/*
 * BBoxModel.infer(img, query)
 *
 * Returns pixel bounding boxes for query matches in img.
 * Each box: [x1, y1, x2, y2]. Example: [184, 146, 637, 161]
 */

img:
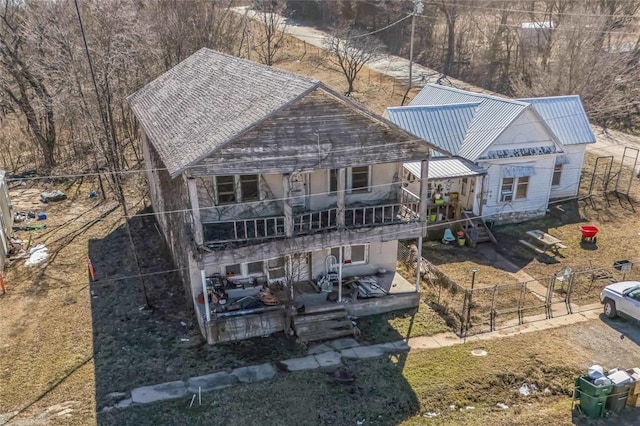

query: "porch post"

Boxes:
[200, 270, 210, 322]
[478, 175, 486, 217]
[419, 156, 430, 237]
[283, 174, 294, 237]
[187, 177, 204, 245]
[415, 236, 422, 292]
[338, 246, 343, 302]
[337, 168, 346, 228]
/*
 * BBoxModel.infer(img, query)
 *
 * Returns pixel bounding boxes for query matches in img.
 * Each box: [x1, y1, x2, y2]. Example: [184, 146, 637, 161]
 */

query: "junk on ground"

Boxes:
[574, 365, 640, 418]
[24, 244, 48, 267]
[40, 189, 66, 203]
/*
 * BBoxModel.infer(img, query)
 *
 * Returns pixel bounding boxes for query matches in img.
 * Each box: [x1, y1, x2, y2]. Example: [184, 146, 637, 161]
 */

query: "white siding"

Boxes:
[310, 240, 398, 281]
[479, 155, 555, 218]
[488, 109, 557, 150]
[309, 163, 399, 211]
[549, 144, 586, 199]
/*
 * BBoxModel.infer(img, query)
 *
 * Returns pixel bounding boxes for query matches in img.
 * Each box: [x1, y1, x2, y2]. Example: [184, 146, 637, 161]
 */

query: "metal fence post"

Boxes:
[490, 285, 497, 332]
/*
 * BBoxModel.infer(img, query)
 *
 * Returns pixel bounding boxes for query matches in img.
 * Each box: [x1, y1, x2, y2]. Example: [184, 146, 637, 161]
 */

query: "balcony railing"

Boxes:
[203, 199, 421, 250]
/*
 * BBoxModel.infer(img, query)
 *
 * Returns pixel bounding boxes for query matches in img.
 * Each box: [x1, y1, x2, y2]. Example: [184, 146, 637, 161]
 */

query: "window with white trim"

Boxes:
[328, 166, 372, 194]
[552, 164, 562, 186]
[500, 176, 530, 202]
[225, 261, 265, 278]
[516, 176, 529, 198]
[215, 174, 261, 204]
[500, 177, 514, 202]
[331, 244, 369, 266]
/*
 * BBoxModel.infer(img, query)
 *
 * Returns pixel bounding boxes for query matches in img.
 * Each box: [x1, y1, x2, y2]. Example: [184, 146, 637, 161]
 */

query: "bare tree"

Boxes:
[0, 1, 57, 170]
[324, 28, 383, 95]
[252, 0, 288, 66]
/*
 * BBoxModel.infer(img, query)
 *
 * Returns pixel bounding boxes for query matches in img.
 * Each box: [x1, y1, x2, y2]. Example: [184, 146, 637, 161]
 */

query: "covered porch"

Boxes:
[196, 271, 419, 344]
[402, 157, 487, 225]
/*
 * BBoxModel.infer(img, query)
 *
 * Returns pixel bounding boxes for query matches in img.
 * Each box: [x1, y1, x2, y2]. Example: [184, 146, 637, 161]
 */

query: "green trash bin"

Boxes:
[575, 376, 613, 418]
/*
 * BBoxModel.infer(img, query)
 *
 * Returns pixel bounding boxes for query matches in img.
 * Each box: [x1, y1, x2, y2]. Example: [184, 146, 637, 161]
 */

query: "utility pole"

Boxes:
[408, 0, 424, 91]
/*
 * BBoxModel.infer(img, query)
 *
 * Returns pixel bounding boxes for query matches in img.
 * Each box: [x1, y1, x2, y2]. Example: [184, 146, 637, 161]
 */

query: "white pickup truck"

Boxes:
[600, 281, 640, 321]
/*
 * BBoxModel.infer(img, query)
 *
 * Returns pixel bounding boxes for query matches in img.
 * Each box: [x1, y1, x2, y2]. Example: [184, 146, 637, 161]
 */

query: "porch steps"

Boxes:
[461, 211, 497, 246]
[293, 306, 354, 343]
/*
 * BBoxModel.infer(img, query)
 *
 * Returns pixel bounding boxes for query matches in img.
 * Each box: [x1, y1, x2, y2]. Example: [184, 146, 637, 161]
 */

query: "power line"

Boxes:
[6, 101, 636, 183]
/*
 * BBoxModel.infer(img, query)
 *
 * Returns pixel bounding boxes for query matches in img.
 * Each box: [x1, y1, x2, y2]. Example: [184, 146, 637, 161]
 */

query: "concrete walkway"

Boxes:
[103, 305, 602, 412]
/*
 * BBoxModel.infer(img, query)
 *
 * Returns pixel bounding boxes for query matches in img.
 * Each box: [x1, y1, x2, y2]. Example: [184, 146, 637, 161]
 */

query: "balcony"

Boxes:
[202, 199, 420, 250]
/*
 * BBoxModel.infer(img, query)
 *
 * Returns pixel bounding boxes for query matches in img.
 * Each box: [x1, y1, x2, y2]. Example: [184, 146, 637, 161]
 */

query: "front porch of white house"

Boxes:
[194, 269, 418, 344]
[402, 158, 488, 226]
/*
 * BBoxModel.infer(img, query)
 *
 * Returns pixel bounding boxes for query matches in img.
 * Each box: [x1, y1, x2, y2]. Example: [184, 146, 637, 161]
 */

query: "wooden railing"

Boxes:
[203, 199, 421, 246]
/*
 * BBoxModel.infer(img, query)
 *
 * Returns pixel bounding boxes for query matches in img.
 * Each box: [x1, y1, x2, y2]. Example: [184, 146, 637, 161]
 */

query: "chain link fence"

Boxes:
[398, 241, 639, 337]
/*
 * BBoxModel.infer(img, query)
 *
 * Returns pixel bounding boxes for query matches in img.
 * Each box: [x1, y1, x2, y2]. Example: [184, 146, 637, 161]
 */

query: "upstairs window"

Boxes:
[216, 176, 236, 204]
[350, 166, 370, 193]
[240, 175, 260, 201]
[328, 166, 372, 194]
[215, 174, 261, 204]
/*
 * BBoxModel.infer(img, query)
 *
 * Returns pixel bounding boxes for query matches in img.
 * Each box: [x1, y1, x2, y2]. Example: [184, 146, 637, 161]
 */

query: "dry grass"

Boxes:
[3, 26, 640, 426]
[492, 152, 640, 287]
[96, 320, 640, 425]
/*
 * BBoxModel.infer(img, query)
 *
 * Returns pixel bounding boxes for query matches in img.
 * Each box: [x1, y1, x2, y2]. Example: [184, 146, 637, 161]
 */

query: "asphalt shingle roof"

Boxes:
[127, 48, 319, 177]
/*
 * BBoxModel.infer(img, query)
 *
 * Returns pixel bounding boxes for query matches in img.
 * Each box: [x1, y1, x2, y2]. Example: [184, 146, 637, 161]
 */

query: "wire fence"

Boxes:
[398, 242, 639, 337]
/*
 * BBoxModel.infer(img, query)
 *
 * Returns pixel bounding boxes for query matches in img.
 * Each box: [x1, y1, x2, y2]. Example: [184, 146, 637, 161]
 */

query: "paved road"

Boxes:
[236, 6, 640, 160]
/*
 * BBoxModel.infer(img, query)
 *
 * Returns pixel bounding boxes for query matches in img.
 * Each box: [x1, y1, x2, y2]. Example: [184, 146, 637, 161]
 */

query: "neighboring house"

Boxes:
[128, 49, 445, 343]
[518, 21, 554, 52]
[0, 170, 13, 272]
[387, 84, 595, 226]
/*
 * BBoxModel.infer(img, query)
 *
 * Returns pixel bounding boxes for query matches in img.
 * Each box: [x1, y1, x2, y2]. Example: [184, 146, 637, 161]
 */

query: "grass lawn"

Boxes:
[97, 320, 640, 426]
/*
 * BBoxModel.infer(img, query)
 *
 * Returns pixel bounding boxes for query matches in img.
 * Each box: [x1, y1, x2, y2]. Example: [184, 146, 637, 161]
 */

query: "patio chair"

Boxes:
[442, 228, 456, 244]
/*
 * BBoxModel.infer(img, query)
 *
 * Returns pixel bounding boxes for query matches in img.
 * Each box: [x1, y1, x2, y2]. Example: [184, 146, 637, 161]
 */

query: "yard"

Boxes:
[2, 29, 640, 426]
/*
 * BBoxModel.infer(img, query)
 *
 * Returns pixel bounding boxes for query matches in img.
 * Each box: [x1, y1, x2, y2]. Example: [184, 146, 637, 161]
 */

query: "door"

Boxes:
[291, 253, 310, 282]
[289, 173, 308, 209]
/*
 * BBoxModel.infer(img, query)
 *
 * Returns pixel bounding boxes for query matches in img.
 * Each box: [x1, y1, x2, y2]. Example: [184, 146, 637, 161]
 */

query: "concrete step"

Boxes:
[294, 319, 354, 334]
[296, 327, 354, 343]
[294, 310, 349, 324]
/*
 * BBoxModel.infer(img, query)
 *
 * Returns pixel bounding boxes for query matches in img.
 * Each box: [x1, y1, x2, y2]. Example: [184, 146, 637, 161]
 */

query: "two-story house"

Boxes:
[128, 49, 446, 344]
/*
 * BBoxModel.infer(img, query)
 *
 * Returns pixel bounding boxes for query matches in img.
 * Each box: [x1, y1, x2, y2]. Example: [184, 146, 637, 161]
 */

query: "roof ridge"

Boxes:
[425, 83, 528, 106]
[388, 102, 481, 111]
[518, 95, 581, 101]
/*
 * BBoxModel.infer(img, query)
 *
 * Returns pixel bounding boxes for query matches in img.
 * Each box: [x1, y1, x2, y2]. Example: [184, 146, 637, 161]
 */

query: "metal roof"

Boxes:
[518, 96, 596, 145]
[387, 104, 478, 156]
[127, 48, 319, 177]
[411, 83, 488, 106]
[403, 84, 529, 160]
[404, 157, 487, 180]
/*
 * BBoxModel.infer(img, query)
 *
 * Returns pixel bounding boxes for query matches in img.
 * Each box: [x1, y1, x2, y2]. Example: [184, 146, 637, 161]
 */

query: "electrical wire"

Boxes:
[6, 100, 637, 183]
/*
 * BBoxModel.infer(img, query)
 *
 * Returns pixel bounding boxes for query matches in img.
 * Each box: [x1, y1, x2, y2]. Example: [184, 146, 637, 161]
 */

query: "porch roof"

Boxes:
[404, 157, 487, 180]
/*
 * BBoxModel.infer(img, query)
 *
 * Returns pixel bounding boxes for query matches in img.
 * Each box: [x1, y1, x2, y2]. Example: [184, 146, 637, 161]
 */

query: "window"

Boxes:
[552, 164, 562, 186]
[328, 167, 372, 194]
[500, 176, 530, 202]
[240, 175, 259, 201]
[216, 176, 236, 204]
[461, 178, 468, 196]
[215, 174, 261, 204]
[351, 166, 370, 193]
[225, 263, 242, 276]
[224, 261, 265, 278]
[516, 176, 529, 198]
[330, 244, 369, 266]
[267, 257, 286, 280]
[329, 169, 338, 194]
[500, 178, 514, 202]
[247, 261, 263, 275]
